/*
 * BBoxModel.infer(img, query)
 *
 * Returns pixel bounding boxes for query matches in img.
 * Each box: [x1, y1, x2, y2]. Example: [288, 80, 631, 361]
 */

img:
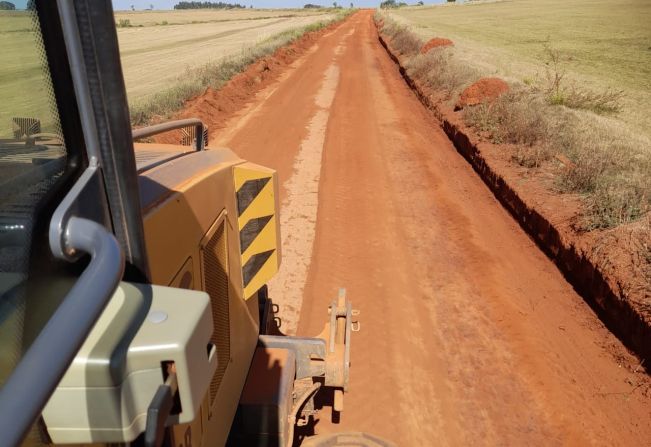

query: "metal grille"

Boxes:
[11, 117, 41, 139]
[180, 124, 209, 147]
[202, 221, 230, 404]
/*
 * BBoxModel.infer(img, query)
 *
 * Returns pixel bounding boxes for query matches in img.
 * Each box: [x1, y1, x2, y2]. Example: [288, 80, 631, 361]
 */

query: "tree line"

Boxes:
[173, 1, 246, 9]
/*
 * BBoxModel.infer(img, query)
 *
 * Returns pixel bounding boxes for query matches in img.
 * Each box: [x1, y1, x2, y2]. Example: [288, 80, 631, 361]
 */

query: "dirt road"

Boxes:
[213, 11, 650, 446]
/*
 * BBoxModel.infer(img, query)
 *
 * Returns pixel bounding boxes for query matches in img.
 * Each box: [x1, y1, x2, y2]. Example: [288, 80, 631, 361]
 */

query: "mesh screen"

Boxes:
[0, 6, 68, 387]
[202, 221, 230, 405]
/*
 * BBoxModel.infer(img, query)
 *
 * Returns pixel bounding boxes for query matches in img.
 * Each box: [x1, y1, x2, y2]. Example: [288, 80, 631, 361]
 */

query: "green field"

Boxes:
[388, 0, 651, 138]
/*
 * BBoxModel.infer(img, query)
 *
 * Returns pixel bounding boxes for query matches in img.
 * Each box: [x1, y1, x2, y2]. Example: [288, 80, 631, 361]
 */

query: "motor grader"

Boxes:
[0, 1, 374, 446]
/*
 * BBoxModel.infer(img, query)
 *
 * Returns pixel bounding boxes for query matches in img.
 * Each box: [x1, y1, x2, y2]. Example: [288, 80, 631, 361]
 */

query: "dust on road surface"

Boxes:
[216, 11, 650, 446]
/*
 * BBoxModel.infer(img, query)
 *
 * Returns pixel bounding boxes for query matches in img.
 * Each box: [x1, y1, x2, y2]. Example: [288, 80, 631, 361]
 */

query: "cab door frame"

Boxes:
[0, 1, 150, 445]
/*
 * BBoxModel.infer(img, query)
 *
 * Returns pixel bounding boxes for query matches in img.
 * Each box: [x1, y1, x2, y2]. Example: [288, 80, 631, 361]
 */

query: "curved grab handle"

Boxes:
[0, 217, 124, 447]
[132, 118, 206, 150]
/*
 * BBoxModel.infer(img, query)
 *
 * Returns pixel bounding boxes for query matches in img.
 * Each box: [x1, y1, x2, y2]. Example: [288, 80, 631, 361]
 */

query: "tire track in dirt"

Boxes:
[265, 64, 341, 334]
[296, 11, 650, 446]
[208, 10, 650, 446]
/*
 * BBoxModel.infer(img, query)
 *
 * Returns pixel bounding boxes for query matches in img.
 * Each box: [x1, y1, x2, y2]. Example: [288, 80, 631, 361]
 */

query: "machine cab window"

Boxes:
[0, 2, 83, 389]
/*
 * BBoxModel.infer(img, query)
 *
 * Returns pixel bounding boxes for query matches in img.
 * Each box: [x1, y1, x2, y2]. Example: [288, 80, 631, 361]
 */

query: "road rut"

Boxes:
[217, 11, 650, 446]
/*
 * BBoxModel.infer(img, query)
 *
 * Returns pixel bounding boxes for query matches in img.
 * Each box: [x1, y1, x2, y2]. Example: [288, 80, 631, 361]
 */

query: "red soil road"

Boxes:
[214, 11, 650, 446]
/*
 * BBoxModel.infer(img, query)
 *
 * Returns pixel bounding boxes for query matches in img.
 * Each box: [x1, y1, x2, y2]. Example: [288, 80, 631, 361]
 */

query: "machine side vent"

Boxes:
[201, 221, 230, 405]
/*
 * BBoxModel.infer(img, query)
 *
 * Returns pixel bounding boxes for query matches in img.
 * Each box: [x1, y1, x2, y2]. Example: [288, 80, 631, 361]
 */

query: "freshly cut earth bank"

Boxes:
[378, 28, 651, 364]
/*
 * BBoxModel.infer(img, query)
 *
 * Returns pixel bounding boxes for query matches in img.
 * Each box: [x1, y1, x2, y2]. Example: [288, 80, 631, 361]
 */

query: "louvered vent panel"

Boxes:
[202, 221, 230, 405]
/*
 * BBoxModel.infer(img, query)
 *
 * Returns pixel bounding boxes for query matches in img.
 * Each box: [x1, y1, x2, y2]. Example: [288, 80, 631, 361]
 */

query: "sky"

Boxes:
[9, 0, 447, 11]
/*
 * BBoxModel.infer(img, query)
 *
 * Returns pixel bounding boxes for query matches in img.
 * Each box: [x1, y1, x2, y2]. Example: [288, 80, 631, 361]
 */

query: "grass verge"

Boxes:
[377, 13, 650, 231]
[377, 15, 651, 363]
[129, 11, 353, 126]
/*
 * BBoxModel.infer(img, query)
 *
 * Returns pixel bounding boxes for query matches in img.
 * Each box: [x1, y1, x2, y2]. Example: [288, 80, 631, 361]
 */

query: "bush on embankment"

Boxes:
[377, 13, 650, 232]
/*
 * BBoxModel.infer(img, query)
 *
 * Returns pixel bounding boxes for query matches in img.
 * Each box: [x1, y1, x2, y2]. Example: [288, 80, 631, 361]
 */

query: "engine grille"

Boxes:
[201, 220, 230, 405]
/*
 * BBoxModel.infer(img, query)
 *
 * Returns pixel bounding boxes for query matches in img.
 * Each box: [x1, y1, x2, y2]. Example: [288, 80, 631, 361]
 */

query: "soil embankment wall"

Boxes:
[377, 31, 651, 365]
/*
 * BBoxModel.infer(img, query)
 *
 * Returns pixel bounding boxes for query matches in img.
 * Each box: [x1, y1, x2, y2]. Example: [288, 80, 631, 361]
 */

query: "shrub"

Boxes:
[377, 14, 650, 229]
[584, 175, 649, 229]
[381, 20, 422, 55]
[542, 43, 624, 114]
[116, 19, 132, 28]
[463, 90, 549, 146]
[407, 49, 477, 95]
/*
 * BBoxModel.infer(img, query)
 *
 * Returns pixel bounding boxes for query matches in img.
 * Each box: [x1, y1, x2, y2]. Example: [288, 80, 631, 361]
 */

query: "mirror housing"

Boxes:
[42, 282, 217, 444]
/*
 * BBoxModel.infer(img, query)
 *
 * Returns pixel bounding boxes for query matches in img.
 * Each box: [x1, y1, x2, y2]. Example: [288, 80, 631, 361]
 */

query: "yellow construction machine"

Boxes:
[0, 1, 389, 446]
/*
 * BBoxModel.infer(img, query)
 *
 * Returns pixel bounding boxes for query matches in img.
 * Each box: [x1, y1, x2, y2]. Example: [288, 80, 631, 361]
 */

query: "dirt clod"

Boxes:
[420, 37, 454, 53]
[456, 77, 509, 110]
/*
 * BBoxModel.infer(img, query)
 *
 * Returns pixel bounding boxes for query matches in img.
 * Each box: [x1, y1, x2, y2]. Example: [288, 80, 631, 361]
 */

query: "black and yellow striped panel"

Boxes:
[233, 163, 280, 299]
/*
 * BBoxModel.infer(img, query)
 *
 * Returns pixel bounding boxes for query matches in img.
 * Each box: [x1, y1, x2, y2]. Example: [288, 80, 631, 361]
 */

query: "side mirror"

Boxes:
[42, 282, 218, 444]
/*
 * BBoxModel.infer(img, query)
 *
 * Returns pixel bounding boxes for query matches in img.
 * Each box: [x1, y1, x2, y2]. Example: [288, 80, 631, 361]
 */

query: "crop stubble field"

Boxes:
[0, 8, 333, 137]
[115, 9, 335, 102]
[388, 0, 651, 140]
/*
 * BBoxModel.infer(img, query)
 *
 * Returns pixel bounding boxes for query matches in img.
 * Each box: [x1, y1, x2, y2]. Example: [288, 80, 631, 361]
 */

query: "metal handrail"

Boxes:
[0, 217, 124, 447]
[132, 118, 206, 150]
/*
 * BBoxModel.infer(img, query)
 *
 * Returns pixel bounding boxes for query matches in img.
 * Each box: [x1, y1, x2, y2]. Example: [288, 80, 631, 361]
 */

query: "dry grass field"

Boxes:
[379, 1, 651, 229]
[388, 0, 651, 140]
[0, 9, 335, 137]
[0, 11, 55, 137]
[113, 8, 329, 26]
[114, 9, 334, 102]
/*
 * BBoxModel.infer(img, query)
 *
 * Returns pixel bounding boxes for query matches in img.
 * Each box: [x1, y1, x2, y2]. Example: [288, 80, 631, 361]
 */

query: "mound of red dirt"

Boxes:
[420, 37, 454, 53]
[456, 77, 509, 110]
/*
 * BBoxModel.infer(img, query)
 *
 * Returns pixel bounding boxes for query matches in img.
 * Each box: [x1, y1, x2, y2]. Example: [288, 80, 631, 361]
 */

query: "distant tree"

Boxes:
[380, 0, 396, 8]
[130, 4, 135, 10]
[417, 0, 424, 4]
[0, 1, 15, 10]
[150, 3, 154, 9]
[350, 2, 353, 7]
[333, 1, 337, 7]
[26, 0, 35, 10]
[304, 3, 321, 7]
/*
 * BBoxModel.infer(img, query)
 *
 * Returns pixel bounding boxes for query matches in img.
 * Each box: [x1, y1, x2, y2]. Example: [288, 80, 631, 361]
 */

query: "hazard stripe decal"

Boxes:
[242, 249, 275, 287]
[233, 164, 281, 299]
[240, 215, 273, 253]
[236, 177, 271, 216]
